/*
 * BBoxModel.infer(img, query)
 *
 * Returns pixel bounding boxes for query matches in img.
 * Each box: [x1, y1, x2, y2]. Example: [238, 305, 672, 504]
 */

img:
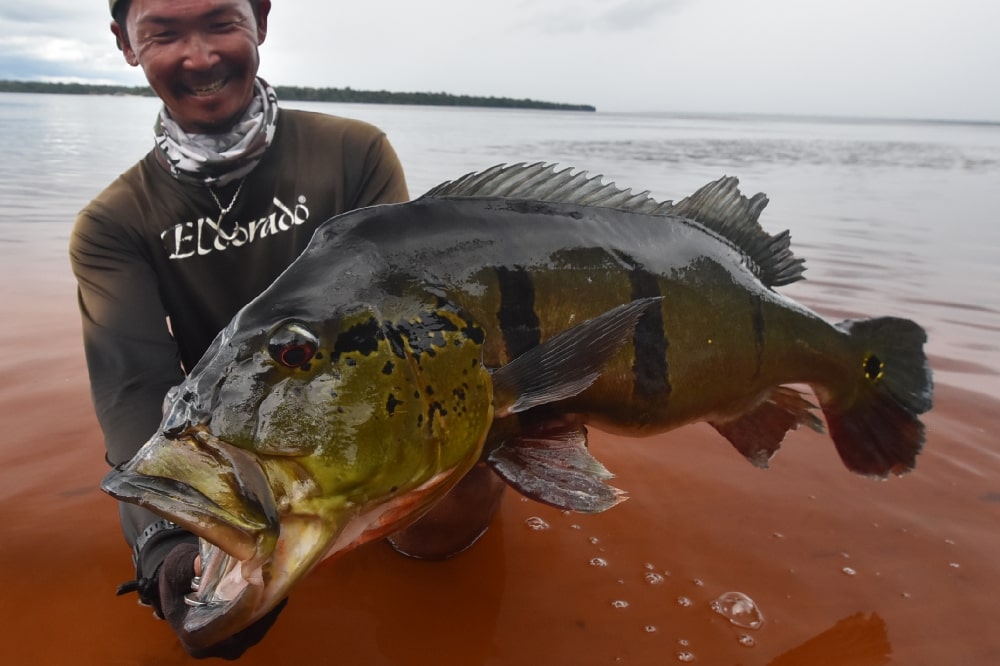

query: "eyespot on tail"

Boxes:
[823, 317, 933, 477]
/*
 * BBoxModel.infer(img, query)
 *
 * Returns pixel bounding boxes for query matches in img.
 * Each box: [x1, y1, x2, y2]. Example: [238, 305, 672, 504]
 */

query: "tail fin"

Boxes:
[821, 317, 933, 477]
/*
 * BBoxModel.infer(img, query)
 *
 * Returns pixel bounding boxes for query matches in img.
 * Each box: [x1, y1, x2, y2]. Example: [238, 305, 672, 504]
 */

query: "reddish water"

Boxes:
[2, 212, 999, 665]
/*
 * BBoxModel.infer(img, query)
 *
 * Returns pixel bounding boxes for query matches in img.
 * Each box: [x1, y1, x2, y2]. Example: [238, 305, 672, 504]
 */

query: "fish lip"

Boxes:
[100, 428, 280, 563]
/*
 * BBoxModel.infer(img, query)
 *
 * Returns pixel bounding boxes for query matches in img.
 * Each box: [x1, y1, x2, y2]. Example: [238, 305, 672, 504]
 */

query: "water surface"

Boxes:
[1, 93, 998, 665]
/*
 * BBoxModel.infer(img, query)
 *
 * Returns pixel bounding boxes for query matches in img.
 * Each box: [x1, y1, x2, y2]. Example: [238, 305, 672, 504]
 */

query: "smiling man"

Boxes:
[71, 0, 414, 658]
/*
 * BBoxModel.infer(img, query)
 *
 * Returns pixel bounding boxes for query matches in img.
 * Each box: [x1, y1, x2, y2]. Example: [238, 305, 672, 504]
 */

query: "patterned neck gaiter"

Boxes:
[153, 78, 279, 187]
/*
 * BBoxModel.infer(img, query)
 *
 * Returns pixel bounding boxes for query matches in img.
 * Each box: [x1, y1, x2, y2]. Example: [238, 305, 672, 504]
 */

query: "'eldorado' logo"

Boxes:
[161, 196, 310, 260]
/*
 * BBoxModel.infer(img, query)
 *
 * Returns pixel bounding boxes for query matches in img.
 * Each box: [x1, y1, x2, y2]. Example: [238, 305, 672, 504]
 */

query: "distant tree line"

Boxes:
[0, 80, 596, 112]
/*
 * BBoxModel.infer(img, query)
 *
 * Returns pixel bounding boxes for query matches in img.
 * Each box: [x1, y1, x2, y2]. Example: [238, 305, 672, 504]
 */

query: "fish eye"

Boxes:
[268, 322, 320, 368]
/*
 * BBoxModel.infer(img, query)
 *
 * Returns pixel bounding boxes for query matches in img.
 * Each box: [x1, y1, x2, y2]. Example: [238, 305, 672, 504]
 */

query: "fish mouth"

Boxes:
[101, 427, 287, 648]
[101, 427, 468, 648]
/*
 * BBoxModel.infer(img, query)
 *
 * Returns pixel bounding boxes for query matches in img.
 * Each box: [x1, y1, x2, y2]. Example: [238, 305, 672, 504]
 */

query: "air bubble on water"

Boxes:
[645, 572, 666, 585]
[589, 536, 601, 545]
[710, 591, 764, 630]
[842, 567, 857, 576]
[524, 516, 550, 531]
[771, 532, 785, 539]
[644, 625, 657, 633]
[678, 639, 689, 646]
[570, 524, 582, 530]
[949, 562, 960, 569]
[611, 600, 629, 609]
[901, 592, 912, 599]
[677, 596, 693, 607]
[738, 634, 756, 647]
[644, 562, 656, 570]
[677, 650, 695, 662]
[562, 510, 572, 516]
[945, 538, 956, 545]
[590, 557, 608, 567]
[692, 578, 704, 587]
[519, 497, 528, 503]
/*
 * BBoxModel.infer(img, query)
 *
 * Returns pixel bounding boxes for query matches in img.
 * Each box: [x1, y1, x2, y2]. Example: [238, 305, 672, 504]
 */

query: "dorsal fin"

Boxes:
[668, 176, 805, 287]
[424, 162, 672, 215]
[423, 163, 805, 288]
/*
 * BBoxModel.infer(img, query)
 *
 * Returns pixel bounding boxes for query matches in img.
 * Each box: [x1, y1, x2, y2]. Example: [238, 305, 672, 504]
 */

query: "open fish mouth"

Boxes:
[183, 538, 265, 639]
[101, 428, 289, 645]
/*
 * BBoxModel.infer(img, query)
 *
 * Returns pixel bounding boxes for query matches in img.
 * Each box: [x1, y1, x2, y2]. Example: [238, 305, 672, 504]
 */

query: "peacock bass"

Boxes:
[102, 163, 933, 649]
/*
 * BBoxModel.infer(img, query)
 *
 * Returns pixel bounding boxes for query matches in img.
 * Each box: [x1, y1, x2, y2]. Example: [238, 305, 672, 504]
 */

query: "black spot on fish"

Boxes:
[333, 317, 382, 361]
[496, 266, 540, 358]
[628, 267, 671, 402]
[453, 387, 466, 401]
[386, 393, 401, 415]
[864, 354, 884, 382]
[382, 361, 395, 375]
[467, 324, 485, 345]
[425, 386, 435, 396]
[427, 402, 448, 430]
[384, 325, 408, 360]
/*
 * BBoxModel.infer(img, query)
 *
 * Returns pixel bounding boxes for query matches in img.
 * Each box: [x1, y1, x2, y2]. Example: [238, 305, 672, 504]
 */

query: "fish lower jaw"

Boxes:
[180, 540, 266, 646]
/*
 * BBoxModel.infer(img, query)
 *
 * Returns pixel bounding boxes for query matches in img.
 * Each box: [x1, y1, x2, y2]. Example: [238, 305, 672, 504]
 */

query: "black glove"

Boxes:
[158, 542, 288, 660]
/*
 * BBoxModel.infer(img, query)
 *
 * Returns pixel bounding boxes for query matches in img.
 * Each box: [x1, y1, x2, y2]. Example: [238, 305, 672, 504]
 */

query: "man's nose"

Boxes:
[181, 32, 219, 71]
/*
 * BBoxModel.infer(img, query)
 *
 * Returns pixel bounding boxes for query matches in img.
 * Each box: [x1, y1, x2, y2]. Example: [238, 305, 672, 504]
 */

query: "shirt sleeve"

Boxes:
[70, 207, 186, 552]
[350, 131, 410, 208]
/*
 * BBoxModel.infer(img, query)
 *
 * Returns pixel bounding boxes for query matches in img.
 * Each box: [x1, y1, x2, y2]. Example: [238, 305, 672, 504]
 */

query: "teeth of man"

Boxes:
[192, 80, 224, 95]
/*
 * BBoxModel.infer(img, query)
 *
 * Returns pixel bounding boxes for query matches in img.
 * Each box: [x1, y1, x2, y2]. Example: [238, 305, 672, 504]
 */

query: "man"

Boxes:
[71, 0, 502, 657]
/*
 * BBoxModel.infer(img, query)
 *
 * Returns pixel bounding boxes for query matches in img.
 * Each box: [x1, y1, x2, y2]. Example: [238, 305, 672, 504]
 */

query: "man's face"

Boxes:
[112, 0, 271, 133]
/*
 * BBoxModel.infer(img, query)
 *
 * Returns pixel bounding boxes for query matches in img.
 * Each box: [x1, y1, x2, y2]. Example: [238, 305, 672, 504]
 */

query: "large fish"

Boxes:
[102, 163, 933, 648]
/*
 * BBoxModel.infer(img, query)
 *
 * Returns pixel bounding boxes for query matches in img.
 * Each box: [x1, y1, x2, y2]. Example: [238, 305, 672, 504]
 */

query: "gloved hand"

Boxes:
[158, 542, 288, 660]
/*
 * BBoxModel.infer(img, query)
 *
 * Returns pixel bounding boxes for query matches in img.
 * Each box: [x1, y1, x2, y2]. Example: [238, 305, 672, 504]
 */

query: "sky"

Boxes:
[1, 0, 998, 121]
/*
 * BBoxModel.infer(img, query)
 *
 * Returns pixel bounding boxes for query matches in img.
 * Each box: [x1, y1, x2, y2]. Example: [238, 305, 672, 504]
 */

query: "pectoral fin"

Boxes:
[487, 421, 627, 513]
[711, 386, 825, 468]
[491, 297, 661, 417]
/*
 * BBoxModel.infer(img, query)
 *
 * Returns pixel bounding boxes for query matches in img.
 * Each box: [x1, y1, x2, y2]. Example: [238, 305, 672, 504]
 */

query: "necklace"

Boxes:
[208, 177, 246, 225]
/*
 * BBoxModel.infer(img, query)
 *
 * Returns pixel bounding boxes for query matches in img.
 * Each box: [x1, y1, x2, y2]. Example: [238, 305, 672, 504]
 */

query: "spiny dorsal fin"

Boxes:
[669, 177, 805, 287]
[423, 162, 672, 215]
[423, 163, 805, 288]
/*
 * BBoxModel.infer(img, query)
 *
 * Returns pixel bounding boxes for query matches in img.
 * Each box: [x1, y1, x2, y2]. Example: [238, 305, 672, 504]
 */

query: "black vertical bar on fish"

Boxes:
[624, 259, 671, 401]
[495, 266, 541, 359]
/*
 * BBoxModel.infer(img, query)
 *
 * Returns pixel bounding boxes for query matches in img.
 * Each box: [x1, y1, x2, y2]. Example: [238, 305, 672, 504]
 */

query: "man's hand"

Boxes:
[158, 543, 287, 659]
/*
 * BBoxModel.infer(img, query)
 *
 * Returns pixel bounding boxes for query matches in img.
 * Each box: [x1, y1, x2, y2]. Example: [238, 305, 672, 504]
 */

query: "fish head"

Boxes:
[102, 299, 495, 648]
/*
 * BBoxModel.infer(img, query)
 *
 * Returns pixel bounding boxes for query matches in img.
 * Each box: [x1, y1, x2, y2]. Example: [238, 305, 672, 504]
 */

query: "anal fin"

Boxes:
[711, 386, 824, 468]
[487, 421, 626, 514]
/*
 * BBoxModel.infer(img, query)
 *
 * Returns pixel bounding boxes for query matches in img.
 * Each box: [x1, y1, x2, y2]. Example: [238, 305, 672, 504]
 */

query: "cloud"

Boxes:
[519, 0, 683, 34]
[601, 0, 683, 31]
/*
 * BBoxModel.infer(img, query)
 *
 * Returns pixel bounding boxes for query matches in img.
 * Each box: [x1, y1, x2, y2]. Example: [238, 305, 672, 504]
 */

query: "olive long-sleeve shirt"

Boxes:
[71, 109, 409, 579]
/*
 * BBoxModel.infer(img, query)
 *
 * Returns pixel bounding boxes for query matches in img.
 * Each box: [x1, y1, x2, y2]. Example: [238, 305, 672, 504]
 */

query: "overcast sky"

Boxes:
[1, 0, 997, 121]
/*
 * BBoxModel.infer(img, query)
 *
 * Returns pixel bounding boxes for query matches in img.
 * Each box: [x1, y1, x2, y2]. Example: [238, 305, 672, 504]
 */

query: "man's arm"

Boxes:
[70, 207, 193, 604]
